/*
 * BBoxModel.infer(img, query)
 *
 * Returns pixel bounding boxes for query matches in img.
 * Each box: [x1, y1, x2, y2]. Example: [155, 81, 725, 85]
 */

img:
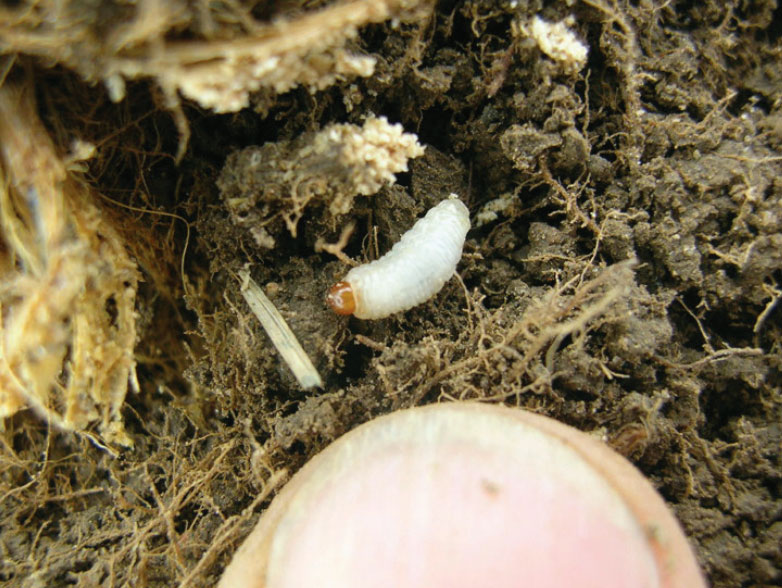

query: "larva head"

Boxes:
[327, 281, 355, 315]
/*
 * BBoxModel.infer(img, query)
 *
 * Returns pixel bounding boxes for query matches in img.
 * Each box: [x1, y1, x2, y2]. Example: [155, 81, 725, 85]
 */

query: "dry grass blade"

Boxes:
[238, 270, 323, 390]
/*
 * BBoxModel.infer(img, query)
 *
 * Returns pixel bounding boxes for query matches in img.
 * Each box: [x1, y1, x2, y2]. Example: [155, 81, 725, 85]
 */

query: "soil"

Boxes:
[0, 1, 780, 587]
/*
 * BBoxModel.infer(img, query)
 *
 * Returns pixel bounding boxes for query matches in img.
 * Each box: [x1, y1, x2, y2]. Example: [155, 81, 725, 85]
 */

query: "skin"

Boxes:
[219, 403, 706, 588]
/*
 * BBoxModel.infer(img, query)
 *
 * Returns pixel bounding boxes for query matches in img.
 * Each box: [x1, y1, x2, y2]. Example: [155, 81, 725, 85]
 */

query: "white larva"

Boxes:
[327, 195, 470, 319]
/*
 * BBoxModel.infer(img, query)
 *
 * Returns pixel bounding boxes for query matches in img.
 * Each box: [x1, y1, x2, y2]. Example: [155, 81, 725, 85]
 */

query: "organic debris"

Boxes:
[0, 83, 139, 446]
[218, 116, 425, 243]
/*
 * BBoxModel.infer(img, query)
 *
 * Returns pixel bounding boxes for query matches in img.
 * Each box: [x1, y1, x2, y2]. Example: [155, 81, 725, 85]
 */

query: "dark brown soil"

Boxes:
[0, 1, 780, 586]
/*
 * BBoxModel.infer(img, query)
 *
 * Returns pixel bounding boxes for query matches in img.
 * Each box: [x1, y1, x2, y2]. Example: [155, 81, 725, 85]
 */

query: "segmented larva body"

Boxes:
[328, 196, 470, 319]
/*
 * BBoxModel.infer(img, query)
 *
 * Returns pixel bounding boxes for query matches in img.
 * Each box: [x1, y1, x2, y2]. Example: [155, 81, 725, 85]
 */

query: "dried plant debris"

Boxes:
[218, 116, 425, 243]
[369, 260, 639, 406]
[0, 0, 427, 113]
[0, 84, 139, 445]
[238, 270, 322, 390]
[110, 0, 428, 113]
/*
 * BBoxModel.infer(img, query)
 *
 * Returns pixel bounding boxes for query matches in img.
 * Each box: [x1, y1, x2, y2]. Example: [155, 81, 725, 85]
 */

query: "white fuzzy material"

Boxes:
[530, 16, 588, 70]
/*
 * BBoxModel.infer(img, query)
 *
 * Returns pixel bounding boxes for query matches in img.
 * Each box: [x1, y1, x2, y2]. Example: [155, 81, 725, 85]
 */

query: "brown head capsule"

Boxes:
[327, 281, 355, 315]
